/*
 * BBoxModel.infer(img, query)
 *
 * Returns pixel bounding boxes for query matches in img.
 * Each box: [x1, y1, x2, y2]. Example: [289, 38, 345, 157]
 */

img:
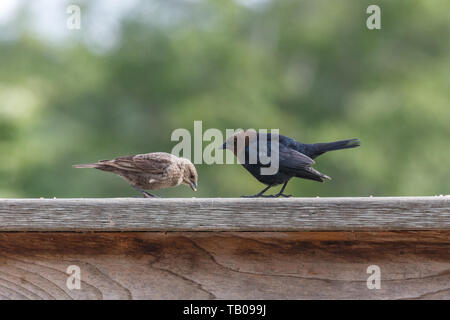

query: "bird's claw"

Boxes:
[241, 194, 292, 198]
[241, 195, 270, 198]
[277, 193, 292, 198]
[142, 192, 159, 198]
[260, 193, 293, 198]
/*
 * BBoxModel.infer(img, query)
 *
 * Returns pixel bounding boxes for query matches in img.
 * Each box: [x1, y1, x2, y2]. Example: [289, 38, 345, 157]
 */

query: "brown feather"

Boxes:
[73, 152, 198, 194]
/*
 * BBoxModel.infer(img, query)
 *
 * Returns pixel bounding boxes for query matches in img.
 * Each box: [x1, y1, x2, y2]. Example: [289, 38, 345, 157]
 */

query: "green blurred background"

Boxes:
[0, 0, 449, 198]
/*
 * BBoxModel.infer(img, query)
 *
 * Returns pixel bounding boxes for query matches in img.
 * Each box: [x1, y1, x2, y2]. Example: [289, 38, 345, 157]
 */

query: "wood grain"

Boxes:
[0, 231, 448, 300]
[0, 196, 449, 231]
[0, 197, 448, 299]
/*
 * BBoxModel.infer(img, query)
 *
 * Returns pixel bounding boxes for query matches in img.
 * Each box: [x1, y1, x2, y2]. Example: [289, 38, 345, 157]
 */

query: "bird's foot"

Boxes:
[141, 191, 159, 198]
[132, 186, 160, 198]
[241, 185, 275, 198]
[241, 195, 266, 198]
[277, 193, 292, 198]
[241, 194, 277, 198]
[263, 193, 292, 198]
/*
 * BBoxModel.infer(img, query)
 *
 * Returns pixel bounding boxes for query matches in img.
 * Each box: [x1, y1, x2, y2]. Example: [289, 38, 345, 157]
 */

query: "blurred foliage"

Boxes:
[0, 0, 449, 198]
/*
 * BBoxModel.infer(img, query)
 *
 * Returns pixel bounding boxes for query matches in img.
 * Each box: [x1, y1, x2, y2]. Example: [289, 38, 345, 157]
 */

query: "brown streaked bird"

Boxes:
[73, 152, 198, 197]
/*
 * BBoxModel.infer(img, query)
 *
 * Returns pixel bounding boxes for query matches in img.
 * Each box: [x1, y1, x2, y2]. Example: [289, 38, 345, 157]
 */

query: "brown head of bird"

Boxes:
[221, 130, 259, 166]
[221, 129, 257, 156]
[181, 159, 198, 192]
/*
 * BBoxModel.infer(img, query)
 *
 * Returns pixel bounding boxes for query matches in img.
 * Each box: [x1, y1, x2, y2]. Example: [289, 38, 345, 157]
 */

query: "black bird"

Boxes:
[221, 130, 360, 197]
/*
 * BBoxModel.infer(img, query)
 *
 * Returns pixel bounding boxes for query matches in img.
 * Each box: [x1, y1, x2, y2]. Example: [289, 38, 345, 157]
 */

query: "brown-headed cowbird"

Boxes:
[73, 152, 198, 197]
[221, 130, 360, 197]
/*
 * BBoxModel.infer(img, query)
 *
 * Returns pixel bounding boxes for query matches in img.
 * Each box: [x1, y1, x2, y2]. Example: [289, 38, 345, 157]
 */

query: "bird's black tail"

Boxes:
[307, 138, 360, 158]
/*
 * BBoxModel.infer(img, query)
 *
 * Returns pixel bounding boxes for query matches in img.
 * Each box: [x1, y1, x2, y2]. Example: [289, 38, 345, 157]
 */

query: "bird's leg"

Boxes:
[132, 186, 159, 198]
[241, 185, 273, 198]
[271, 181, 292, 198]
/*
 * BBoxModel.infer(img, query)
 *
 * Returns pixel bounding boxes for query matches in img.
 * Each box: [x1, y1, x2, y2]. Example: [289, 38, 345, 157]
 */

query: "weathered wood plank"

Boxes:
[0, 197, 449, 231]
[0, 231, 448, 300]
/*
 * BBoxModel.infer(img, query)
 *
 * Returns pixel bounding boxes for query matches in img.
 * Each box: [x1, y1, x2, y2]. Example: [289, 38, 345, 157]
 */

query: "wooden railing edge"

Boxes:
[0, 196, 448, 232]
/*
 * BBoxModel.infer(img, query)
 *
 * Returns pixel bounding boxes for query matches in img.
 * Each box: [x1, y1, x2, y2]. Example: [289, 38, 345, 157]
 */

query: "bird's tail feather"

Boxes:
[72, 163, 99, 169]
[296, 167, 331, 182]
[308, 167, 332, 181]
[309, 138, 360, 157]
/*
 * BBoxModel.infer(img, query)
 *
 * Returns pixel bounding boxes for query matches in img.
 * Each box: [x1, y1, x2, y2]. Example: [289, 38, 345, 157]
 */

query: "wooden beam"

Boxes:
[0, 197, 449, 299]
[0, 231, 448, 299]
[0, 197, 449, 232]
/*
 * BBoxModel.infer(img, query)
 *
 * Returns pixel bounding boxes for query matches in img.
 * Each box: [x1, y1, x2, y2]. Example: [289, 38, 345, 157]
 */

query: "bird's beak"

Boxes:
[189, 181, 198, 192]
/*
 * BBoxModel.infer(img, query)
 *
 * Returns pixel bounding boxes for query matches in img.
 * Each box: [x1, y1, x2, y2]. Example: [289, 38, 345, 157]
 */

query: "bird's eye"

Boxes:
[190, 175, 194, 179]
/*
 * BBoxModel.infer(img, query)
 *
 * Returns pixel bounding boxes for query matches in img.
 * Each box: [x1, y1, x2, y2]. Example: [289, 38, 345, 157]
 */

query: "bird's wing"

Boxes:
[108, 153, 174, 174]
[295, 167, 331, 182]
[243, 136, 314, 168]
[278, 146, 331, 181]
[277, 145, 315, 171]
